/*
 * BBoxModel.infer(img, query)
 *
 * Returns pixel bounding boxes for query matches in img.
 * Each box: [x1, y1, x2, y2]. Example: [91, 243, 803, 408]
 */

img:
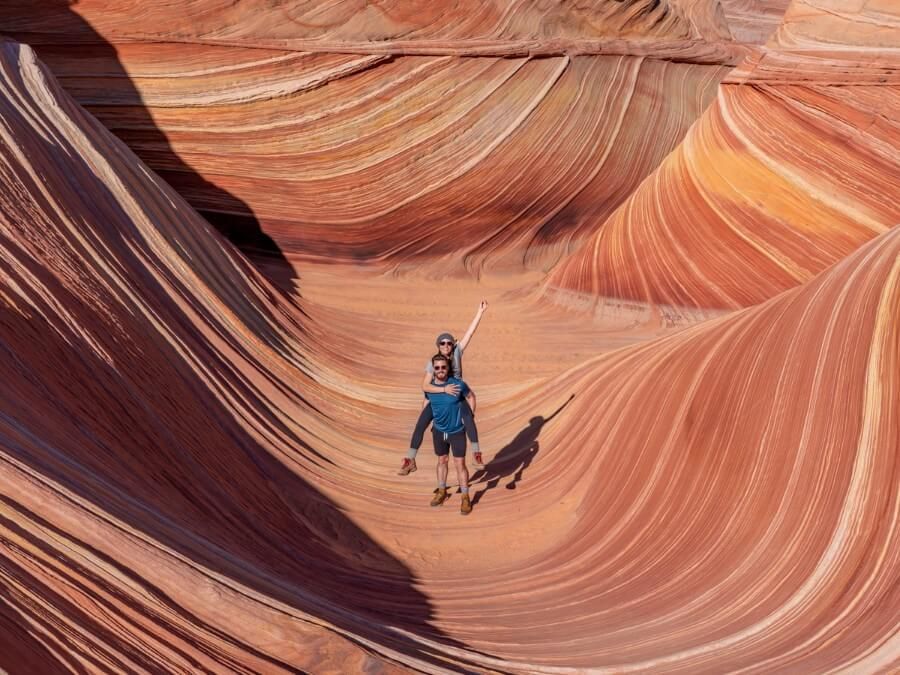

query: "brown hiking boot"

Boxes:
[430, 487, 449, 507]
[472, 452, 484, 469]
[460, 493, 472, 515]
[397, 457, 417, 476]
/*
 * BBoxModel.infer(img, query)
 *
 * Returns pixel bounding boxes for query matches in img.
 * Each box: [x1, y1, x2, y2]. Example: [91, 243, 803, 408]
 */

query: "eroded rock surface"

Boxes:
[547, 1, 899, 309]
[1, 0, 741, 269]
[0, 1, 897, 673]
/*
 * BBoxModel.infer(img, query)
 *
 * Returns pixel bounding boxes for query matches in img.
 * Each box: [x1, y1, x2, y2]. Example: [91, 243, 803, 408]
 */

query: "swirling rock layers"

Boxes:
[55, 46, 731, 269]
[0, 39, 466, 673]
[547, 75, 899, 311]
[1, 0, 734, 43]
[499, 224, 900, 670]
[0, 1, 897, 673]
[1, 2, 738, 268]
[548, 0, 899, 312]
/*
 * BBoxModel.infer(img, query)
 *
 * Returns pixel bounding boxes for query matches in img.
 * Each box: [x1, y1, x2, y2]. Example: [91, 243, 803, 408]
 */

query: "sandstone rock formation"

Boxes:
[2, 0, 734, 43]
[0, 1, 897, 672]
[773, 0, 900, 48]
[719, 0, 792, 43]
[546, 1, 899, 311]
[1, 1, 741, 269]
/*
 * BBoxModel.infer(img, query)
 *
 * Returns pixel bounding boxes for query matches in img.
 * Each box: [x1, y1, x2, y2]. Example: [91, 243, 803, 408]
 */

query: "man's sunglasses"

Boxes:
[439, 340, 454, 346]
[433, 365, 449, 371]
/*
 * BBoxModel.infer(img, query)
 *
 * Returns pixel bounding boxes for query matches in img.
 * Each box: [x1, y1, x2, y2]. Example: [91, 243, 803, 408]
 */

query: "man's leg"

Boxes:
[449, 431, 472, 514]
[436, 455, 449, 489]
[452, 457, 469, 492]
[430, 428, 451, 506]
[399, 404, 433, 475]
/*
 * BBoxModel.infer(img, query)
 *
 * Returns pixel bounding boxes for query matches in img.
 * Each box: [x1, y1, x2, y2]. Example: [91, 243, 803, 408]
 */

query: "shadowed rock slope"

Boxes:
[0, 39, 484, 673]
[0, 1, 898, 672]
[0, 18, 900, 672]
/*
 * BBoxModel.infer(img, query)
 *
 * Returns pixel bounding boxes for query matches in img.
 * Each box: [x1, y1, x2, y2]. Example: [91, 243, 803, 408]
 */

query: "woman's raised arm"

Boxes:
[457, 300, 488, 351]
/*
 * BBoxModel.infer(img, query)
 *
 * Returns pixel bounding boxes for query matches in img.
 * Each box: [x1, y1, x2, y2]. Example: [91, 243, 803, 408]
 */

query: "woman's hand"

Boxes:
[479, 300, 488, 312]
[444, 383, 460, 396]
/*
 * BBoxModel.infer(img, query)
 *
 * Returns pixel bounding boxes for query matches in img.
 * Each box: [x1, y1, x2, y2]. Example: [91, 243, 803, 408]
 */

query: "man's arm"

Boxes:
[422, 371, 460, 395]
[465, 389, 476, 415]
[457, 300, 487, 351]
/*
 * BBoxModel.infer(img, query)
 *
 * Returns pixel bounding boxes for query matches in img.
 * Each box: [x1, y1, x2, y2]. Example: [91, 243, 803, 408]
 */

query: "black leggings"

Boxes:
[409, 399, 478, 451]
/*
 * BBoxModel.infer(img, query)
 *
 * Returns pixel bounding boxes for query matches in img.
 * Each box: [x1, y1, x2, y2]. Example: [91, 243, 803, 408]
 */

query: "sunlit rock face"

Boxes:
[0, 1, 740, 268]
[0, 1, 899, 673]
[718, 0, 792, 43]
[1, 0, 734, 42]
[546, 2, 899, 311]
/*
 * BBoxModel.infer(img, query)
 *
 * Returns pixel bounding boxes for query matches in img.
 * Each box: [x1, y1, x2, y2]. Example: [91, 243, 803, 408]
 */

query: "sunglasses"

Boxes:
[433, 365, 448, 371]
[439, 340, 454, 346]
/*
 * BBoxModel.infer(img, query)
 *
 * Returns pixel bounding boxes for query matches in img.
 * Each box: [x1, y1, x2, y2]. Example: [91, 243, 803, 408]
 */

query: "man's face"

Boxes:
[432, 360, 450, 383]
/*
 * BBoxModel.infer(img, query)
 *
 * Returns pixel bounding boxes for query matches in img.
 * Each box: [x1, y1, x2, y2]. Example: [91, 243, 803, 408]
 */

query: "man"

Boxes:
[426, 353, 475, 515]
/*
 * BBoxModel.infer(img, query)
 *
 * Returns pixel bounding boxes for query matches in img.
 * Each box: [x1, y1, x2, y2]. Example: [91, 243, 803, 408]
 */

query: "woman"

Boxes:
[398, 300, 487, 475]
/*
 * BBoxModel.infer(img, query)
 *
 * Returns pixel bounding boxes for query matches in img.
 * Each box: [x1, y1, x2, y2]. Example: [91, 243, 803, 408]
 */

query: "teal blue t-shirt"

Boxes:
[425, 377, 470, 434]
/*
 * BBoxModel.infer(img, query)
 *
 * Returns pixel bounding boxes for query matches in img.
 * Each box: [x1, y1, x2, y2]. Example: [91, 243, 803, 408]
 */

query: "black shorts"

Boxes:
[432, 428, 466, 458]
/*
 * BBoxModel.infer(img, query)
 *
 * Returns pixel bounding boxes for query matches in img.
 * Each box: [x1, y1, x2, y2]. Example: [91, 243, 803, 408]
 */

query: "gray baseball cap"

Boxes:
[435, 332, 455, 346]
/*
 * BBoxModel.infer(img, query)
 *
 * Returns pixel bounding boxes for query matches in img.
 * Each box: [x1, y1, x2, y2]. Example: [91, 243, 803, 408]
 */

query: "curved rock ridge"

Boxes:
[771, 0, 900, 49]
[491, 222, 900, 673]
[546, 0, 898, 311]
[545, 75, 899, 310]
[0, 24, 899, 675]
[0, 2, 743, 270]
[546, 0, 899, 312]
[33, 44, 730, 269]
[718, 0, 792, 43]
[0, 39, 480, 673]
[3, 0, 733, 43]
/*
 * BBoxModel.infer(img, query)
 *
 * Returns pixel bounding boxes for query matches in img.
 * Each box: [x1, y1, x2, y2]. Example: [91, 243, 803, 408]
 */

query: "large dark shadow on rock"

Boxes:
[0, 0, 298, 296]
[0, 300, 472, 668]
[0, 251, 472, 668]
[0, 14, 476, 671]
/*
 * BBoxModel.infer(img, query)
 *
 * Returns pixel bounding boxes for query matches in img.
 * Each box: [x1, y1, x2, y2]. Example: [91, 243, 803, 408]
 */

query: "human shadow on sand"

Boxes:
[470, 395, 574, 507]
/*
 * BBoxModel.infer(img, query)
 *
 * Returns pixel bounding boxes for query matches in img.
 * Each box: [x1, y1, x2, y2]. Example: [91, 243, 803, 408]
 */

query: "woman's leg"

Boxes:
[407, 403, 433, 458]
[460, 399, 480, 451]
[400, 404, 433, 475]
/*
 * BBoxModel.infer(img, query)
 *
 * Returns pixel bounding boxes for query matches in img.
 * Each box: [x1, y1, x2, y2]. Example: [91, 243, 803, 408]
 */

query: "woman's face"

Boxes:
[438, 339, 454, 356]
